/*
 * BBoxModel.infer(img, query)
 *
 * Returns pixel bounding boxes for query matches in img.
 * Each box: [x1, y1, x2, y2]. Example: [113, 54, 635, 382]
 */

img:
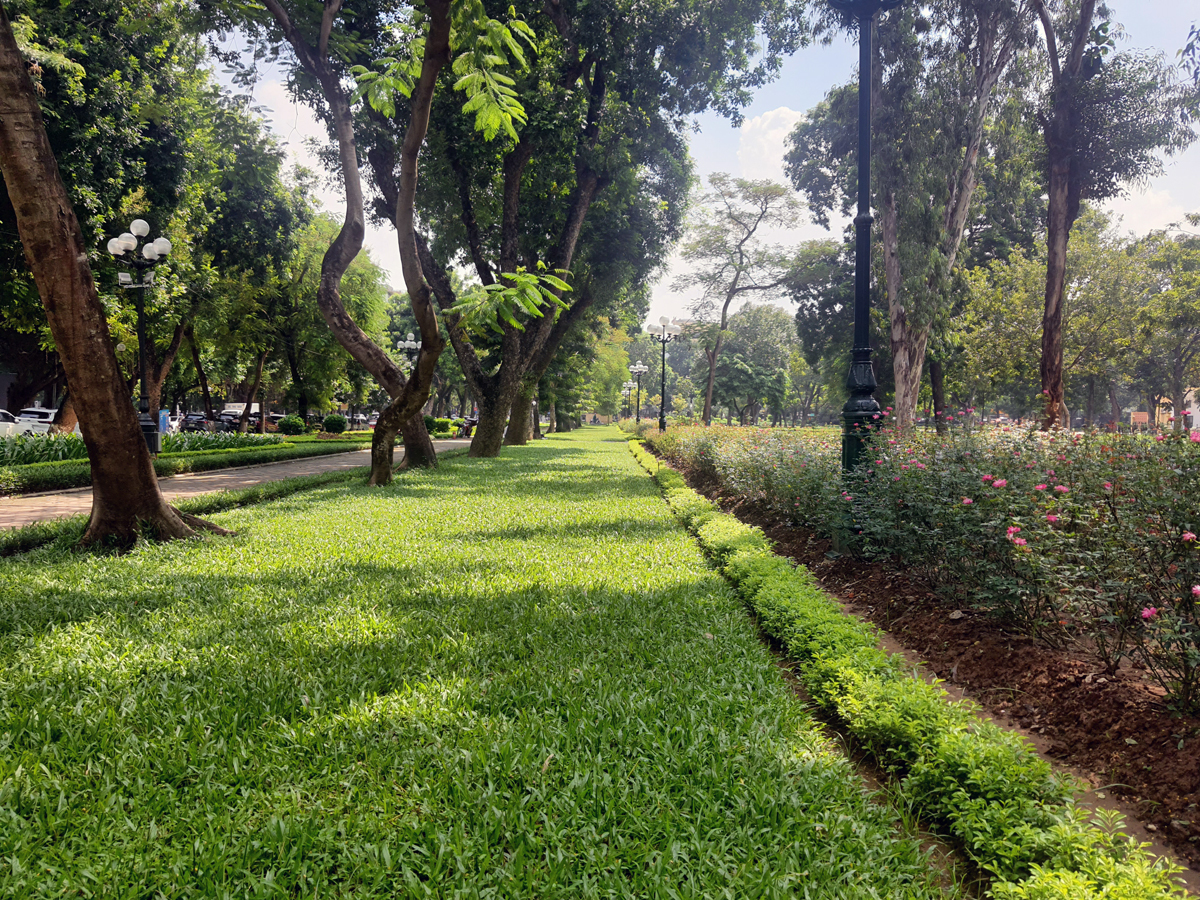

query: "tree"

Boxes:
[958, 208, 1143, 425]
[380, 0, 809, 455]
[786, 0, 1034, 430]
[1032, 0, 1196, 427]
[0, 5, 225, 545]
[1134, 230, 1200, 431]
[676, 174, 799, 425]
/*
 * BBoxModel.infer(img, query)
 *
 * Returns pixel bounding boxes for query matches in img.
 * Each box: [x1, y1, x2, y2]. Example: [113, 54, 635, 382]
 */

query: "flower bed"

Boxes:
[649, 425, 1200, 711]
[630, 438, 1188, 899]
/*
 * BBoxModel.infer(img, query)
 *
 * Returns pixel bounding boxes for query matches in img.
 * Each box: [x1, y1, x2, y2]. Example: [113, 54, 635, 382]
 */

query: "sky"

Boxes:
[236, 1, 1200, 326]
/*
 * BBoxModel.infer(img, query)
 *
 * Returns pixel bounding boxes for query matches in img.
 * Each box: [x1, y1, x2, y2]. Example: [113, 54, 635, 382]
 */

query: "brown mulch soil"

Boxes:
[673, 462, 1200, 880]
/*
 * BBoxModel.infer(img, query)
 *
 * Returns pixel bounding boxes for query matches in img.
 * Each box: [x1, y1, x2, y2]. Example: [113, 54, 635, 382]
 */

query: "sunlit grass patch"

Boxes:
[0, 428, 958, 898]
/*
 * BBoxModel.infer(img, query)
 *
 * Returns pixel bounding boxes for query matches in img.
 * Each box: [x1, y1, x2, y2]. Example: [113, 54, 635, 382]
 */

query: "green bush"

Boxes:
[628, 441, 1185, 898]
[322, 414, 347, 434]
[277, 415, 306, 435]
[650, 424, 1200, 711]
[161, 432, 283, 453]
[0, 433, 88, 465]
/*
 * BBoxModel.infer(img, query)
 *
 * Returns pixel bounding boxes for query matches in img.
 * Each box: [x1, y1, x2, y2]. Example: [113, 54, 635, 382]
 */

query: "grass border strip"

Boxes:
[0, 469, 368, 558]
[628, 439, 1187, 900]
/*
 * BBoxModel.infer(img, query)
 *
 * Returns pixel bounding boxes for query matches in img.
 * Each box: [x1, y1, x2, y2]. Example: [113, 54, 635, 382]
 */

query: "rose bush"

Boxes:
[648, 424, 1200, 710]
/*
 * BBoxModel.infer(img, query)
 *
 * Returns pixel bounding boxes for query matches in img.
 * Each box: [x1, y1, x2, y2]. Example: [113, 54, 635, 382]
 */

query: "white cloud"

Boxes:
[1100, 187, 1190, 238]
[735, 107, 804, 183]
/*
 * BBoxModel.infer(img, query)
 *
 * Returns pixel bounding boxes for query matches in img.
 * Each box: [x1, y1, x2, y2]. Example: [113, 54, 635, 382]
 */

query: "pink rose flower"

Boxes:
[1193, 585, 1200, 599]
[1054, 485, 1069, 493]
[1191, 432, 1200, 443]
[1035, 484, 1047, 491]
[962, 498, 973, 505]
[1007, 526, 1021, 537]
[1047, 514, 1059, 523]
[1103, 482, 1112, 490]
[993, 479, 1007, 487]
[1013, 537, 1027, 546]
[1184, 532, 1197, 542]
[1142, 607, 1158, 619]
[982, 474, 994, 482]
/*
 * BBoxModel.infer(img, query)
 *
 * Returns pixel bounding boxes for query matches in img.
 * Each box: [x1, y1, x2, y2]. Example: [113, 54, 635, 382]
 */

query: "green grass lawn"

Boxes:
[0, 429, 958, 898]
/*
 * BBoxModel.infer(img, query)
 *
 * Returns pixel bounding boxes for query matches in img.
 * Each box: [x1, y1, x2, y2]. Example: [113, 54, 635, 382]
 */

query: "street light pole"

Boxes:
[629, 362, 648, 424]
[648, 317, 683, 431]
[831, 0, 902, 473]
[107, 219, 172, 453]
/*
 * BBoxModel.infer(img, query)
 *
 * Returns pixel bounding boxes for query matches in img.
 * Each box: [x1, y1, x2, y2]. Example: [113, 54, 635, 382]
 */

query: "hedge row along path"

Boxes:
[0, 439, 471, 529]
[0, 428, 956, 898]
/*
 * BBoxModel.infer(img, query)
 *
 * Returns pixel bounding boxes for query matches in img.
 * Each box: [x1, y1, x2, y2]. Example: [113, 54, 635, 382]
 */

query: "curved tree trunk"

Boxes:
[0, 10, 226, 546]
[187, 324, 215, 420]
[399, 414, 437, 468]
[51, 392, 78, 433]
[504, 381, 537, 446]
[929, 358, 948, 435]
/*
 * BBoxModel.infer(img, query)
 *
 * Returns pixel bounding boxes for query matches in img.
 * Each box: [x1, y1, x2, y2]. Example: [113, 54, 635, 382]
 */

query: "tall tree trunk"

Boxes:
[1085, 376, 1095, 427]
[1108, 379, 1122, 429]
[701, 337, 722, 426]
[238, 351, 268, 433]
[144, 316, 189, 417]
[1036, 0, 1095, 430]
[399, 413, 437, 468]
[471, 389, 511, 456]
[547, 401, 557, 433]
[929, 358, 948, 435]
[0, 10, 225, 545]
[504, 381, 537, 446]
[187, 325, 215, 420]
[51, 392, 78, 433]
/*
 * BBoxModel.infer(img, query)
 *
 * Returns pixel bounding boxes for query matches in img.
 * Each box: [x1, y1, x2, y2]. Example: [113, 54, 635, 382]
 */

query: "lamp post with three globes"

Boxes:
[107, 219, 172, 453]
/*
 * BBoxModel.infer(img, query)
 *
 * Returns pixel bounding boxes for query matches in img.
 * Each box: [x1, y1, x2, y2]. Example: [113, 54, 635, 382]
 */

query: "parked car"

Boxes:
[0, 409, 22, 437]
[17, 407, 56, 435]
[180, 413, 212, 433]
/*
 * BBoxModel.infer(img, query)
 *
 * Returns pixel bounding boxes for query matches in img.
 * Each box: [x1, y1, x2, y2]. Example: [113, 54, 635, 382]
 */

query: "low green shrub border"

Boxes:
[628, 439, 1187, 899]
[0, 442, 366, 497]
[0, 469, 368, 557]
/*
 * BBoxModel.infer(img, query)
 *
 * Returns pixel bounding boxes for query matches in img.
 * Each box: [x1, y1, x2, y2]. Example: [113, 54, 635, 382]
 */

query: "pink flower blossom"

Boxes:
[993, 479, 1007, 487]
[1193, 585, 1200, 599]
[1183, 532, 1197, 542]
[982, 474, 994, 482]
[1007, 526, 1021, 536]
[1103, 482, 1112, 490]
[1054, 485, 1069, 493]
[1156, 434, 1165, 442]
[1142, 607, 1159, 620]
[1191, 432, 1200, 443]
[915, 462, 926, 469]
[893, 476, 901, 481]
[1035, 484, 1048, 491]
[1047, 514, 1059, 523]
[963, 498, 973, 505]
[1013, 537, 1027, 546]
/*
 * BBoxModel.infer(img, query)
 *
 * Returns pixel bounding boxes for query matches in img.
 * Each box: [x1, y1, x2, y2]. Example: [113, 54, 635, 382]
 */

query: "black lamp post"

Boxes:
[648, 316, 683, 431]
[832, 0, 902, 473]
[629, 362, 648, 424]
[621, 386, 631, 419]
[107, 219, 172, 454]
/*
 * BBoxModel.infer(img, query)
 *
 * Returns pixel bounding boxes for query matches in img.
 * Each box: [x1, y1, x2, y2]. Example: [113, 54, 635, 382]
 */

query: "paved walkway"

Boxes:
[0, 439, 472, 530]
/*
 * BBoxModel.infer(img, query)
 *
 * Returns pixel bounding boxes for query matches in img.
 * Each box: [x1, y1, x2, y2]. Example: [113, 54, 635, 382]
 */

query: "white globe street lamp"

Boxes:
[107, 219, 172, 453]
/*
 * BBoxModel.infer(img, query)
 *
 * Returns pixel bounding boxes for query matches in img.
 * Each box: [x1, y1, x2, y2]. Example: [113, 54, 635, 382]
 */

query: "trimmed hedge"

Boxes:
[628, 439, 1187, 899]
[0, 442, 366, 497]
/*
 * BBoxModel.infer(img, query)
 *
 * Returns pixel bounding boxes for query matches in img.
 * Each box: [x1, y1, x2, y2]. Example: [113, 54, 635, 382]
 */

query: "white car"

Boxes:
[0, 409, 21, 437]
[17, 407, 56, 435]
